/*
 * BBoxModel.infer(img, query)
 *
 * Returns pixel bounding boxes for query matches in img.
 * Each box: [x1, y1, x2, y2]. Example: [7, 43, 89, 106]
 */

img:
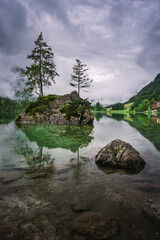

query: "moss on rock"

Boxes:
[60, 98, 91, 121]
[25, 95, 57, 115]
[15, 91, 93, 125]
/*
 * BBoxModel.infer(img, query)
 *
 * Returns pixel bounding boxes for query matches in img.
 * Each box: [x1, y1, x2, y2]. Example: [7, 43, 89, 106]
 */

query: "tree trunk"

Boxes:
[39, 44, 43, 96]
[39, 82, 43, 96]
[78, 76, 80, 97]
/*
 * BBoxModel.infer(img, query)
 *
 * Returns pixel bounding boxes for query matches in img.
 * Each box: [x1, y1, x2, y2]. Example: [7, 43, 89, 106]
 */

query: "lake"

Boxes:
[0, 114, 160, 240]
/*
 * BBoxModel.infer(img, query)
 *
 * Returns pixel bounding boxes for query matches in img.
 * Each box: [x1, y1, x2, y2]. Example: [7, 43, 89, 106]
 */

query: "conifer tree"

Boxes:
[22, 32, 59, 96]
[70, 59, 93, 97]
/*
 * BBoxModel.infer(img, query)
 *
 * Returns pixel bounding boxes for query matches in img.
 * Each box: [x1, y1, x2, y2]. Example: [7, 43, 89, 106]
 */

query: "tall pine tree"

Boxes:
[22, 32, 59, 96]
[70, 59, 93, 97]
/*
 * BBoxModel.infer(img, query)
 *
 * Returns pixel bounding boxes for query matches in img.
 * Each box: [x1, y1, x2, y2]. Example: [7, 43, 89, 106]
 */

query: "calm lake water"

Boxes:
[0, 114, 160, 240]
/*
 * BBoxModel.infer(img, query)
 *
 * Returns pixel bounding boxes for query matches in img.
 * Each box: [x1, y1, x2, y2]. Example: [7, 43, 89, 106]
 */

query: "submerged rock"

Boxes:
[95, 139, 146, 172]
[72, 211, 119, 240]
[0, 220, 20, 240]
[24, 171, 47, 179]
[71, 195, 90, 212]
[2, 172, 23, 184]
[15, 91, 93, 125]
[141, 200, 160, 227]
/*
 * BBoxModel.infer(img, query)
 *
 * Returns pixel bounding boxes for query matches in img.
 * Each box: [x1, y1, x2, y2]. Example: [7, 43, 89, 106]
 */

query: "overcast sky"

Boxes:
[0, 0, 160, 105]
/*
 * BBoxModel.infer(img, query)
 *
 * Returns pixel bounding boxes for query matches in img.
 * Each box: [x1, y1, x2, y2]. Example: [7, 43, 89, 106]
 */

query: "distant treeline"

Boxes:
[0, 96, 29, 119]
[92, 102, 106, 111]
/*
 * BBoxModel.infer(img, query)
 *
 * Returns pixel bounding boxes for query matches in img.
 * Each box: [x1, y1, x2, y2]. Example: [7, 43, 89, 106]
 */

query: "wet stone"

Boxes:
[24, 171, 47, 179]
[45, 164, 70, 174]
[72, 211, 120, 240]
[0, 220, 21, 240]
[57, 177, 68, 181]
[137, 185, 160, 193]
[71, 195, 90, 212]
[21, 223, 39, 240]
[3, 164, 16, 168]
[2, 172, 23, 184]
[141, 200, 160, 227]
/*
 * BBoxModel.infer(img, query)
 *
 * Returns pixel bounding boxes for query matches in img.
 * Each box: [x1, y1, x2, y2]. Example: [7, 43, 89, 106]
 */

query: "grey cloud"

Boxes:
[29, 0, 69, 23]
[0, 0, 29, 54]
[0, 0, 160, 104]
[137, 18, 160, 70]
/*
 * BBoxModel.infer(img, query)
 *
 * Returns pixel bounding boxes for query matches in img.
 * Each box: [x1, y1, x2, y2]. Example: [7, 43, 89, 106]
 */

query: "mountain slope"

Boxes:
[128, 73, 160, 103]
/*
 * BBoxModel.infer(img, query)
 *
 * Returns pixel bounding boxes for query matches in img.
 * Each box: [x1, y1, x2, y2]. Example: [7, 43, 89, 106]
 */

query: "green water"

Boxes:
[0, 114, 160, 239]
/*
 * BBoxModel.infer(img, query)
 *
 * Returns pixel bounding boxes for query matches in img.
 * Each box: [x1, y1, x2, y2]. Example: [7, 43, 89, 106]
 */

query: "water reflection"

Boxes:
[93, 112, 104, 121]
[105, 113, 160, 152]
[124, 114, 160, 151]
[17, 124, 94, 152]
[15, 144, 54, 169]
[0, 116, 160, 239]
[96, 164, 145, 174]
[15, 124, 94, 169]
[0, 118, 12, 124]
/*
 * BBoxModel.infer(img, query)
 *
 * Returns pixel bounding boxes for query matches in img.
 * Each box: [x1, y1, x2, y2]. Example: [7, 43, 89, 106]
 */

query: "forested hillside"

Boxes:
[128, 73, 160, 105]
[117, 73, 160, 112]
[107, 73, 160, 112]
[0, 97, 28, 119]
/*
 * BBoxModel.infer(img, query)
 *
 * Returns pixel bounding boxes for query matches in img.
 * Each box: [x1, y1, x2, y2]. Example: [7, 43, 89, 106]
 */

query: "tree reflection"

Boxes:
[109, 114, 160, 152]
[15, 124, 94, 169]
[94, 112, 105, 121]
[16, 124, 94, 152]
[15, 144, 54, 170]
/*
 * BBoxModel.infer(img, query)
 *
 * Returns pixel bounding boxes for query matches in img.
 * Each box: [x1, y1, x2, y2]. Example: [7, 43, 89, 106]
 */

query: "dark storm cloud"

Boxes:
[137, 18, 160, 70]
[0, 0, 29, 54]
[0, 0, 160, 103]
[31, 0, 68, 22]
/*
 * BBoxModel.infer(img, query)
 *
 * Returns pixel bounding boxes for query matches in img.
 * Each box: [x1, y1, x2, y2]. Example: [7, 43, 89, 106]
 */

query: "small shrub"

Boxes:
[24, 94, 56, 115]
[25, 101, 38, 113]
[60, 98, 91, 120]
[114, 147, 123, 156]
[36, 104, 48, 113]
[15, 114, 21, 122]
[37, 95, 56, 105]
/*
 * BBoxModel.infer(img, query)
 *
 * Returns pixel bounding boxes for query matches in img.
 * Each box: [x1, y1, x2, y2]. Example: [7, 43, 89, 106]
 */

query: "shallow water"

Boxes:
[0, 114, 160, 240]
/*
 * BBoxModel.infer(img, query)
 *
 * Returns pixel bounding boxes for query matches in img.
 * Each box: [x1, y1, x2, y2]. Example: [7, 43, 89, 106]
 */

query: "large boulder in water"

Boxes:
[95, 139, 146, 172]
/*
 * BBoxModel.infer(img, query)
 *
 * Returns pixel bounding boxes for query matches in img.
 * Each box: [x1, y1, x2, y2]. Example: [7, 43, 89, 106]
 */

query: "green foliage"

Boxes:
[95, 102, 103, 111]
[128, 73, 160, 105]
[15, 114, 22, 122]
[20, 32, 59, 96]
[24, 94, 56, 115]
[37, 94, 56, 104]
[154, 89, 160, 101]
[0, 96, 28, 120]
[25, 101, 38, 113]
[136, 99, 149, 112]
[60, 98, 91, 120]
[18, 124, 93, 153]
[70, 59, 93, 97]
[114, 147, 122, 156]
[112, 103, 124, 110]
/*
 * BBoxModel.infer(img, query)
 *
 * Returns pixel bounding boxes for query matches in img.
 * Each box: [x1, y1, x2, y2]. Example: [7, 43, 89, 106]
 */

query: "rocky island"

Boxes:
[15, 91, 93, 125]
